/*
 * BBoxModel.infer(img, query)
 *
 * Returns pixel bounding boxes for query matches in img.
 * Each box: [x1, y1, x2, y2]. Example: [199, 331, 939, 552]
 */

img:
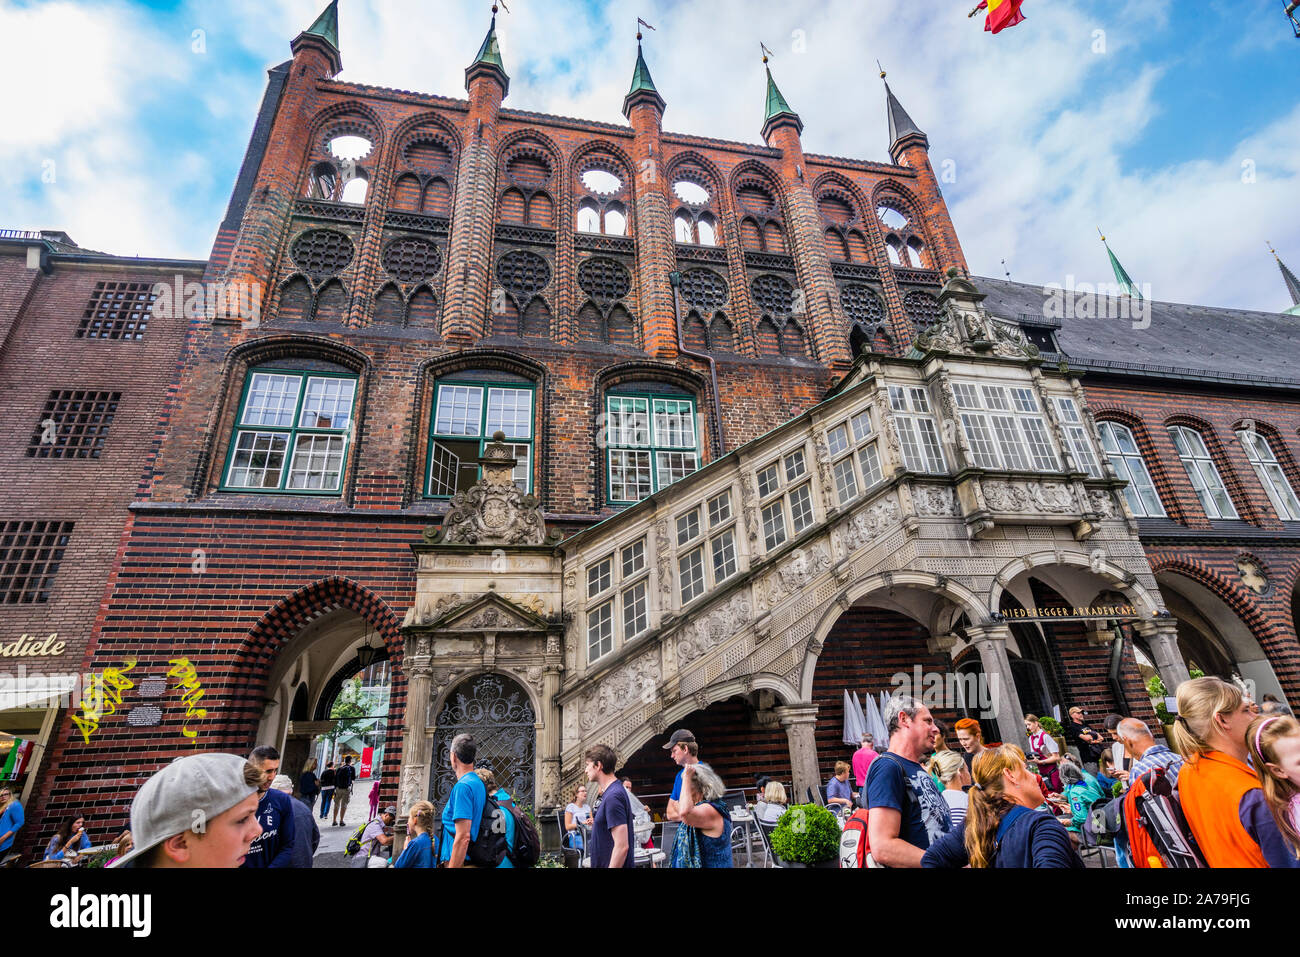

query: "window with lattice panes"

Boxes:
[1053, 397, 1103, 478]
[950, 381, 1059, 473]
[821, 406, 885, 507]
[1238, 429, 1300, 521]
[222, 370, 357, 494]
[606, 393, 699, 504]
[753, 444, 819, 554]
[673, 495, 738, 607]
[427, 381, 534, 497]
[77, 281, 156, 340]
[0, 520, 74, 603]
[584, 536, 650, 665]
[1097, 423, 1165, 518]
[887, 386, 947, 474]
[27, 390, 121, 459]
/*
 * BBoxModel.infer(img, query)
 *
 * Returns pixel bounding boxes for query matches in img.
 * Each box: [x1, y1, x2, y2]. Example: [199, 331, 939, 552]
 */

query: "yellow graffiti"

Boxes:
[166, 658, 209, 739]
[70, 659, 137, 744]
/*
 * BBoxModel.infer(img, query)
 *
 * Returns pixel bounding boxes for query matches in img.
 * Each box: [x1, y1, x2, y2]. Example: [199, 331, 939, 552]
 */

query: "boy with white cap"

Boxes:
[110, 753, 262, 868]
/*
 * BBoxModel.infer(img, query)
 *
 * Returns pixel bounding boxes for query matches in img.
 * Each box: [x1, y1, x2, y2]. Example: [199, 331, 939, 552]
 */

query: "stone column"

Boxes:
[538, 634, 564, 811]
[1137, 620, 1190, 694]
[967, 624, 1029, 751]
[398, 641, 435, 817]
[775, 703, 821, 803]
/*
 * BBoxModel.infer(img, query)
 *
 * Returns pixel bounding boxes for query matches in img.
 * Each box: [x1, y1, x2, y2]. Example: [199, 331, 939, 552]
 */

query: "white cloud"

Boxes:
[3, 0, 1297, 313]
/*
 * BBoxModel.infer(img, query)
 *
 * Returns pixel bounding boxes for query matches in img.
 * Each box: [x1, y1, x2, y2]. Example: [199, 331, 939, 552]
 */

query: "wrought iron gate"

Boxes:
[431, 673, 536, 808]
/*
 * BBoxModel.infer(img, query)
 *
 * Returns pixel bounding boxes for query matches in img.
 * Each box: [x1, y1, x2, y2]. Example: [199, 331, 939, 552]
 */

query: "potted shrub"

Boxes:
[770, 803, 840, 868]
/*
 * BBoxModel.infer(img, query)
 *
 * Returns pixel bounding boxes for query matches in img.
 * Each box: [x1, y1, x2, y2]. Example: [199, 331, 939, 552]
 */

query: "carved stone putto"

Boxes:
[844, 497, 901, 551]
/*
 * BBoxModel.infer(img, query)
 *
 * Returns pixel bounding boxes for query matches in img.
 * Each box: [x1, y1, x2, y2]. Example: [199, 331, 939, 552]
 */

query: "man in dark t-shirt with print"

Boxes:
[586, 743, 634, 868]
[865, 695, 951, 867]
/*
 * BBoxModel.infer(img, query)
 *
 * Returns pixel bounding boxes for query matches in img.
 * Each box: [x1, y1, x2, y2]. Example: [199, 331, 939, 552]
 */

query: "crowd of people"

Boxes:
[2, 674, 1295, 870]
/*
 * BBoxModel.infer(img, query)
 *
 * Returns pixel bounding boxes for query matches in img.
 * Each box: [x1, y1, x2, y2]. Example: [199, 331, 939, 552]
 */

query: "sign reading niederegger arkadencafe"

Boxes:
[1, 1, 1297, 874]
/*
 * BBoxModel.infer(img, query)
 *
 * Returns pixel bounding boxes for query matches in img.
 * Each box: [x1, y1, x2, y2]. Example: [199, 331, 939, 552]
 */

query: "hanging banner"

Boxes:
[360, 746, 373, 779]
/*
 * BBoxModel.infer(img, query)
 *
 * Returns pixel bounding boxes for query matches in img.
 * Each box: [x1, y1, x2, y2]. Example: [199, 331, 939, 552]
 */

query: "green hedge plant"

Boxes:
[770, 803, 840, 865]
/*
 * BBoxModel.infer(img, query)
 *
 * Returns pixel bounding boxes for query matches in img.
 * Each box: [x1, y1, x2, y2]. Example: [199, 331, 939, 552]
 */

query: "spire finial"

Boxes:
[878, 60, 886, 80]
[637, 16, 654, 43]
[761, 41, 773, 65]
[1268, 241, 1279, 259]
[1098, 226, 1107, 243]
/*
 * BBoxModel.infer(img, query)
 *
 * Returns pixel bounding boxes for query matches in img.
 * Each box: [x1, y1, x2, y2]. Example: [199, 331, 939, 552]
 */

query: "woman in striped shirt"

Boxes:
[930, 751, 970, 827]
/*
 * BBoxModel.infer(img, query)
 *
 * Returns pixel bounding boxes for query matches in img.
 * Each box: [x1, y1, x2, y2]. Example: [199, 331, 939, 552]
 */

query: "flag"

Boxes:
[974, 0, 1026, 34]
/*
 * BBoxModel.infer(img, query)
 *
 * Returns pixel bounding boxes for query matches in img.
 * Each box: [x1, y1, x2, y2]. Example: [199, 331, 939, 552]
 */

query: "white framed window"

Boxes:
[679, 547, 705, 604]
[607, 393, 699, 503]
[1168, 426, 1237, 519]
[761, 500, 787, 551]
[950, 381, 1060, 473]
[888, 386, 946, 474]
[1239, 430, 1300, 521]
[1097, 422, 1165, 518]
[584, 536, 649, 664]
[707, 490, 732, 527]
[819, 405, 886, 506]
[1053, 397, 1103, 477]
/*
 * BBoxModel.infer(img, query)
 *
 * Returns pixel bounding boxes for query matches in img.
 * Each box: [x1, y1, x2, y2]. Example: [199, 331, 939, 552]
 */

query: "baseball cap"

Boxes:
[383, 805, 397, 815]
[662, 729, 696, 749]
[110, 753, 258, 868]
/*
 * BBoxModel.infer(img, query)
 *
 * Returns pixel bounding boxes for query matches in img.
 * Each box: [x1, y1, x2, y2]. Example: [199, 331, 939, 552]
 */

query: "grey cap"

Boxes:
[272, 774, 294, 794]
[109, 753, 258, 868]
[662, 729, 696, 749]
[383, 805, 397, 816]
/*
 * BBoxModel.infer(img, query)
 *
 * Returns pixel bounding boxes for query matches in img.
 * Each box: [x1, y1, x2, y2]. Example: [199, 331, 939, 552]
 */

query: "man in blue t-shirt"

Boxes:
[586, 744, 634, 868]
[440, 733, 486, 867]
[663, 728, 699, 822]
[865, 695, 951, 867]
[0, 784, 24, 856]
[241, 746, 297, 868]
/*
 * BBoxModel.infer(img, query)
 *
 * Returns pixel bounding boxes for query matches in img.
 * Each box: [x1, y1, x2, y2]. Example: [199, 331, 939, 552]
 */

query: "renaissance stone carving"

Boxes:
[676, 593, 754, 666]
[539, 761, 561, 808]
[912, 274, 1039, 361]
[844, 497, 901, 551]
[813, 437, 836, 509]
[400, 763, 424, 814]
[546, 633, 561, 656]
[983, 480, 1075, 514]
[740, 471, 761, 543]
[1087, 489, 1116, 518]
[778, 545, 831, 592]
[467, 607, 507, 629]
[413, 636, 431, 658]
[654, 520, 673, 605]
[576, 649, 662, 734]
[523, 665, 544, 693]
[914, 485, 958, 516]
[427, 434, 548, 545]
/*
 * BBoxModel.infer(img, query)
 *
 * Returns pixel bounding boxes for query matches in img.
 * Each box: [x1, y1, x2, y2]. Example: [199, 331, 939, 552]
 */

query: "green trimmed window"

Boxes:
[222, 369, 357, 493]
[606, 393, 699, 504]
[427, 381, 534, 497]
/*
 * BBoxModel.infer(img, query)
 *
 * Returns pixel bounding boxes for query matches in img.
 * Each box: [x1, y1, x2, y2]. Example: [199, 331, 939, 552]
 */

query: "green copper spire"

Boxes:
[623, 35, 665, 118]
[761, 59, 802, 138]
[1100, 229, 1143, 300]
[466, 7, 510, 96]
[303, 0, 340, 50]
[291, 0, 341, 74]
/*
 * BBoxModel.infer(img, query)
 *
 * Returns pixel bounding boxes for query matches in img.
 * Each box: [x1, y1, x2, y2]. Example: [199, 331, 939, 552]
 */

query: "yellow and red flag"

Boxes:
[972, 0, 1026, 34]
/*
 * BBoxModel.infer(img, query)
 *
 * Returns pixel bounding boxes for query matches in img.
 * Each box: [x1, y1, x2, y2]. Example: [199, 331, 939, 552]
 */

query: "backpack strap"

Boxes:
[878, 753, 919, 810]
[995, 805, 1032, 846]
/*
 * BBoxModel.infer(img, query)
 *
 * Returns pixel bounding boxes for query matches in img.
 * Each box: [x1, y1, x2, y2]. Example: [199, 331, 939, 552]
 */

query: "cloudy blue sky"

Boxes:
[2, 0, 1298, 312]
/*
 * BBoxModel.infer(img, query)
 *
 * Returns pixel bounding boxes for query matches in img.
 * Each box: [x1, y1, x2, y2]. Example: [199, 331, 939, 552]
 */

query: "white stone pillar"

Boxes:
[967, 624, 1029, 751]
[775, 703, 821, 803]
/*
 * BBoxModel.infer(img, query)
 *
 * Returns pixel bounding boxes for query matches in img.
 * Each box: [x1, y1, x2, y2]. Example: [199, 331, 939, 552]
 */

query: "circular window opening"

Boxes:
[877, 205, 908, 231]
[581, 169, 623, 195]
[329, 135, 373, 162]
[673, 180, 709, 205]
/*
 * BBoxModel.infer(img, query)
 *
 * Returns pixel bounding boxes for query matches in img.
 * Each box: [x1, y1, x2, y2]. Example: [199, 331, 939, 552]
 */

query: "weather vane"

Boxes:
[637, 17, 655, 41]
[760, 42, 774, 64]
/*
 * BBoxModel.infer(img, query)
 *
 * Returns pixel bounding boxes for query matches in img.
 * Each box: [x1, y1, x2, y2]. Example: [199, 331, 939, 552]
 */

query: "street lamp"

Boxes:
[355, 628, 379, 671]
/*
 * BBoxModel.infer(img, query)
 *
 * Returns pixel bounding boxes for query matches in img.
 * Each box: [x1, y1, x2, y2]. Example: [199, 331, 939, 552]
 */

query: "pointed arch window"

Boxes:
[1238, 429, 1300, 521]
[1168, 426, 1237, 519]
[1097, 422, 1164, 517]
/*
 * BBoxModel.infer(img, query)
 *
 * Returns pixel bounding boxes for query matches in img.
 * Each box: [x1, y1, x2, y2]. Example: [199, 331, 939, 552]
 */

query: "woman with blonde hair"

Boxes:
[921, 745, 1082, 868]
[1246, 715, 1300, 863]
[928, 750, 971, 828]
[394, 801, 435, 868]
[1170, 676, 1297, 867]
[753, 780, 788, 825]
